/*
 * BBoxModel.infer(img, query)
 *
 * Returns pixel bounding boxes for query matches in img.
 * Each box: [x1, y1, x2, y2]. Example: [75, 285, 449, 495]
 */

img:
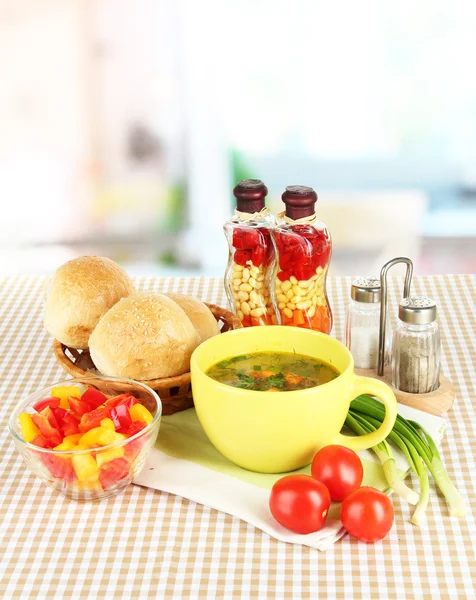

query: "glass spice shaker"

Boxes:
[392, 297, 441, 394]
[223, 179, 278, 327]
[345, 277, 391, 370]
[272, 186, 332, 333]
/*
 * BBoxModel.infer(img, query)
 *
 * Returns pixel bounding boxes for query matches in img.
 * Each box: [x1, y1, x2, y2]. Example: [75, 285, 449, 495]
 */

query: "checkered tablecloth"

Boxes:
[0, 274, 475, 599]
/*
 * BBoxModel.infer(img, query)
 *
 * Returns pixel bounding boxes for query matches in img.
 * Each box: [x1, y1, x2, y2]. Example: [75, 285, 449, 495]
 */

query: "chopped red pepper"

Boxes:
[104, 394, 137, 409]
[233, 249, 252, 267]
[125, 421, 148, 437]
[41, 405, 60, 429]
[99, 458, 130, 489]
[30, 434, 55, 449]
[232, 230, 245, 249]
[277, 270, 292, 282]
[68, 396, 93, 418]
[31, 413, 62, 443]
[251, 245, 265, 267]
[123, 422, 148, 460]
[275, 226, 330, 281]
[61, 412, 80, 436]
[33, 397, 60, 413]
[52, 407, 68, 425]
[81, 388, 108, 409]
[41, 454, 76, 482]
[110, 404, 133, 433]
[243, 228, 260, 248]
[79, 407, 111, 433]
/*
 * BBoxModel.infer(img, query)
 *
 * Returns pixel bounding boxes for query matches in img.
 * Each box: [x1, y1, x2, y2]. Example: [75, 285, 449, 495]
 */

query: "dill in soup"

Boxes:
[206, 351, 339, 392]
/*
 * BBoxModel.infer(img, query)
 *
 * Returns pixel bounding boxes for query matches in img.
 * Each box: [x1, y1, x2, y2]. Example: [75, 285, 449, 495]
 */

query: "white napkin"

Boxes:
[134, 404, 446, 551]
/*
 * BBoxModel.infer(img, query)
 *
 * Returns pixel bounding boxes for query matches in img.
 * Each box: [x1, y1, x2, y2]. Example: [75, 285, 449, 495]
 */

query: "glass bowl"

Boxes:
[9, 376, 162, 501]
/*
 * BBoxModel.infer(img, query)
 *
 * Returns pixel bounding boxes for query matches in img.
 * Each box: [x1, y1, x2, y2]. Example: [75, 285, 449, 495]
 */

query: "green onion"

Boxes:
[347, 395, 466, 524]
[409, 421, 466, 518]
[348, 410, 429, 523]
[345, 412, 418, 505]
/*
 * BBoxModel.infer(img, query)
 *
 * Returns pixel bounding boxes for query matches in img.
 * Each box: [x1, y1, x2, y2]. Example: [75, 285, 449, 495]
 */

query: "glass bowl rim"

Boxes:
[8, 375, 162, 455]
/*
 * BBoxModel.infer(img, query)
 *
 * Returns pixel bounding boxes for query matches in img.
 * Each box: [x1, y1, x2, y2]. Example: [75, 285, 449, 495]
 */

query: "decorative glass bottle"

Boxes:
[223, 179, 278, 327]
[392, 297, 441, 394]
[345, 277, 391, 370]
[272, 186, 332, 333]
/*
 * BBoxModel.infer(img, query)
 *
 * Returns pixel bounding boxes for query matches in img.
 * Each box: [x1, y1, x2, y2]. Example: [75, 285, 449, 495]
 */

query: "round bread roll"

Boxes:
[89, 293, 199, 380]
[44, 256, 135, 349]
[164, 293, 220, 345]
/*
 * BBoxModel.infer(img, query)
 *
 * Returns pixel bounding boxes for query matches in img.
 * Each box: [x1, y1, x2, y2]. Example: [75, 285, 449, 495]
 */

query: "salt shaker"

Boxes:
[345, 277, 391, 370]
[392, 297, 441, 394]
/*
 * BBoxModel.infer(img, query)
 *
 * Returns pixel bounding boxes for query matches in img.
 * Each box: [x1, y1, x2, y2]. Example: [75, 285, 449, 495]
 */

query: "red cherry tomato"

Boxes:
[269, 474, 331, 534]
[311, 445, 363, 502]
[340, 487, 394, 542]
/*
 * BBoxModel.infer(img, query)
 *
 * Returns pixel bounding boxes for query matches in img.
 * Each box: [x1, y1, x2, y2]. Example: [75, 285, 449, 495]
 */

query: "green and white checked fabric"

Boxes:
[0, 274, 475, 599]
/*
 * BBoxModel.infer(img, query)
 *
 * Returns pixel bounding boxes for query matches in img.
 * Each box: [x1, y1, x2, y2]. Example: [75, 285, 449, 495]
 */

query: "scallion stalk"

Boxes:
[348, 395, 466, 522]
[409, 421, 466, 518]
[349, 410, 429, 523]
[345, 412, 418, 505]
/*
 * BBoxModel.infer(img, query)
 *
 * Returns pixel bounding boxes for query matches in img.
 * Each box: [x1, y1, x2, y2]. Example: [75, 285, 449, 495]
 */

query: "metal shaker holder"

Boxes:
[359, 256, 454, 416]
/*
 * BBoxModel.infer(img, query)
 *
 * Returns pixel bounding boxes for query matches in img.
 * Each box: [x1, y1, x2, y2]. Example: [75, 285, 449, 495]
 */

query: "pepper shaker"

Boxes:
[392, 297, 441, 394]
[345, 277, 391, 370]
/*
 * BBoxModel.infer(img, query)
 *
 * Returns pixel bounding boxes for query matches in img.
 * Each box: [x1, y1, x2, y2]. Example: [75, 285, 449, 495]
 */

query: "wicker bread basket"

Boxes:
[53, 303, 242, 415]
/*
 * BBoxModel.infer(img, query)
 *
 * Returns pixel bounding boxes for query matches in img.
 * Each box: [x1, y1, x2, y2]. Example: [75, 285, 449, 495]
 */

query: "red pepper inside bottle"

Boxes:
[223, 180, 277, 327]
[272, 186, 332, 333]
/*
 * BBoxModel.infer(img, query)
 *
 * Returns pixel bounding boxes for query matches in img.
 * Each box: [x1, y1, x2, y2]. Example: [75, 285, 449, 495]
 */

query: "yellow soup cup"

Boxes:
[191, 326, 397, 473]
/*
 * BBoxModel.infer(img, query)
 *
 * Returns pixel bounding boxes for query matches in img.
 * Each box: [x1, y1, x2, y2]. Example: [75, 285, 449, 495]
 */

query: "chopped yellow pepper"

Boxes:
[96, 446, 125, 467]
[51, 386, 81, 410]
[63, 433, 83, 445]
[130, 404, 153, 425]
[54, 440, 76, 451]
[100, 418, 115, 431]
[79, 427, 116, 447]
[79, 427, 126, 448]
[72, 453, 99, 481]
[19, 413, 41, 442]
[72, 472, 101, 491]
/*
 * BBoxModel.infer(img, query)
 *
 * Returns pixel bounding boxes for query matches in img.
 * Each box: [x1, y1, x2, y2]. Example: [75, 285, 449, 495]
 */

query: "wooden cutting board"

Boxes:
[354, 366, 455, 416]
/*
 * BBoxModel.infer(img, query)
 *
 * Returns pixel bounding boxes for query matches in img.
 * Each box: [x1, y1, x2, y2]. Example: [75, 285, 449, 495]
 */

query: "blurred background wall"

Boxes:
[1, 0, 475, 277]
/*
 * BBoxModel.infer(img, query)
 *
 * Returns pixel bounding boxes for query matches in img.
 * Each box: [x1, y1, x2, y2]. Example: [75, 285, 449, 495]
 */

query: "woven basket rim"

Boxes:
[53, 302, 241, 390]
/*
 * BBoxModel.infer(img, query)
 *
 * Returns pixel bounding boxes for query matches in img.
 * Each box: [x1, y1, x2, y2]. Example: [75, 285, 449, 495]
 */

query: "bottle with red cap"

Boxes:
[224, 179, 278, 327]
[272, 185, 332, 333]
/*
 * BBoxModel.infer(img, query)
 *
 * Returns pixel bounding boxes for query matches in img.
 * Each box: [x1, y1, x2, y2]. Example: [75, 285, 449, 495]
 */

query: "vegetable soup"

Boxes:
[206, 351, 339, 392]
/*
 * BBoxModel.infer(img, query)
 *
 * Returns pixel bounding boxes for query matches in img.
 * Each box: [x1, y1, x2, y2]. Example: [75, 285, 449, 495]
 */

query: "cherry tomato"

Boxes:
[340, 486, 394, 542]
[311, 445, 363, 502]
[269, 474, 331, 534]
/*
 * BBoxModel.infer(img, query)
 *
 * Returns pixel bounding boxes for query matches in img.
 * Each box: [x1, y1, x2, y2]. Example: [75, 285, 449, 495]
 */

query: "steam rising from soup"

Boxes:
[206, 351, 339, 392]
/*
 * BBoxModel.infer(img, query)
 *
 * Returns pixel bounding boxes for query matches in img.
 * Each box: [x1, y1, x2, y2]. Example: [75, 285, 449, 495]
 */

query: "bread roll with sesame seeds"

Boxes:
[89, 292, 199, 380]
[164, 293, 220, 345]
[44, 255, 135, 349]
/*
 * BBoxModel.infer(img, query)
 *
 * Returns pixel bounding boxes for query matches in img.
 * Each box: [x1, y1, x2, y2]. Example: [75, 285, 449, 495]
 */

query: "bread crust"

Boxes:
[89, 292, 199, 380]
[44, 256, 135, 349]
[164, 293, 220, 344]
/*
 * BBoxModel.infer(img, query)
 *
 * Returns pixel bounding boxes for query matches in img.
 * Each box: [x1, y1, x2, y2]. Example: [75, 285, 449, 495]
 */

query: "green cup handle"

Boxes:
[334, 375, 397, 451]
